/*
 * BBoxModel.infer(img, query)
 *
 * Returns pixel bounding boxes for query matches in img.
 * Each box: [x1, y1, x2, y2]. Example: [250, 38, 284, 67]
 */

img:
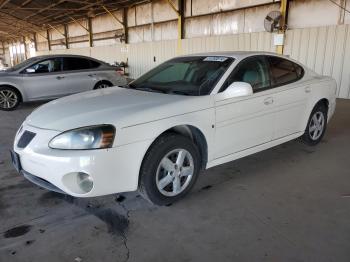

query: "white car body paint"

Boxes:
[13, 51, 337, 197]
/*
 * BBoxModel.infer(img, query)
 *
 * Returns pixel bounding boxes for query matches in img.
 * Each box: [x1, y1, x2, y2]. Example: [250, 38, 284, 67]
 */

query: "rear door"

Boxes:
[61, 57, 100, 94]
[21, 57, 66, 100]
[266, 56, 308, 139]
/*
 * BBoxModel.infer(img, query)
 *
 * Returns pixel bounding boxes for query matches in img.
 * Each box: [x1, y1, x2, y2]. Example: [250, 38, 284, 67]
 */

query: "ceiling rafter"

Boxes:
[0, 0, 147, 41]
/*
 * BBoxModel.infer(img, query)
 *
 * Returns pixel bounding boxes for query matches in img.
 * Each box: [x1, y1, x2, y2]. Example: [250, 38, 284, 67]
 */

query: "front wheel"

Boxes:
[0, 87, 20, 111]
[139, 133, 201, 205]
[301, 103, 327, 146]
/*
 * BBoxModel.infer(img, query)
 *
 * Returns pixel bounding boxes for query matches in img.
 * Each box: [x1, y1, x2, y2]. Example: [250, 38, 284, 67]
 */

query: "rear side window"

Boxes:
[90, 60, 101, 68]
[268, 56, 304, 86]
[63, 57, 98, 71]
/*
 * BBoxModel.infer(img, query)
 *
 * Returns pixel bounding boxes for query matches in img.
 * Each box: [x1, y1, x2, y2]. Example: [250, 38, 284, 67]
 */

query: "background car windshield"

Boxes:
[6, 57, 40, 72]
[130, 56, 234, 96]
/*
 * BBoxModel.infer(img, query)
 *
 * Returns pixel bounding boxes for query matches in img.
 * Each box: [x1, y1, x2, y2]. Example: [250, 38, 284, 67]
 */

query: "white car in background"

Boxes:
[0, 54, 126, 110]
[11, 52, 336, 205]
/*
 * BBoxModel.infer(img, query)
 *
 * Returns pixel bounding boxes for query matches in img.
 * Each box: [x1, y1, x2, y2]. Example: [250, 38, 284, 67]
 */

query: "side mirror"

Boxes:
[217, 82, 253, 100]
[25, 68, 35, 73]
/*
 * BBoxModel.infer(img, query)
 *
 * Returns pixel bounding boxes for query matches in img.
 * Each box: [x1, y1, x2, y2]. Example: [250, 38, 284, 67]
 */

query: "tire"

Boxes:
[301, 103, 328, 146]
[139, 133, 201, 206]
[0, 86, 21, 111]
[94, 81, 112, 89]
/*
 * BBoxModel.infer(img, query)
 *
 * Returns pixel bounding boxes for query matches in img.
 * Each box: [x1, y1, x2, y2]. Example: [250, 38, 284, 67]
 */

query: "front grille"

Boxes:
[17, 131, 36, 148]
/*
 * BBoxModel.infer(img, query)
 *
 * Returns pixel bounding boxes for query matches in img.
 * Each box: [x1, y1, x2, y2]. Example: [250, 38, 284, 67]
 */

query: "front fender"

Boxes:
[0, 80, 26, 101]
[116, 107, 216, 179]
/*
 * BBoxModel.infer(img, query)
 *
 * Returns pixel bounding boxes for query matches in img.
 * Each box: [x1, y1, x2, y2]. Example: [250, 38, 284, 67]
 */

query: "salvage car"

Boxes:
[0, 54, 126, 110]
[11, 52, 337, 205]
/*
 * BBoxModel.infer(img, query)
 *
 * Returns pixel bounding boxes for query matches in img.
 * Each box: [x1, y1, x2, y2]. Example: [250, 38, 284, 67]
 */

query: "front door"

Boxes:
[214, 56, 276, 159]
[22, 57, 67, 100]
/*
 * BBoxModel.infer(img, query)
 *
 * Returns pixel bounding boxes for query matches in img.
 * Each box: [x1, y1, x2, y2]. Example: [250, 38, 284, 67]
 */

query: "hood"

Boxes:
[0, 71, 15, 77]
[26, 87, 212, 131]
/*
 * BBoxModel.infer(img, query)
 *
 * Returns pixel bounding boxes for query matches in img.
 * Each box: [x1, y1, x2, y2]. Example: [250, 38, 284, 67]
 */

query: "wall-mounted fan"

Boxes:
[264, 11, 282, 33]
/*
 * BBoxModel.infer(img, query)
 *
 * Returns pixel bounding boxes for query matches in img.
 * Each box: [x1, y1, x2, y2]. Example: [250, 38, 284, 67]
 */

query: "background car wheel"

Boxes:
[0, 86, 20, 111]
[139, 133, 201, 206]
[301, 103, 328, 146]
[94, 81, 113, 89]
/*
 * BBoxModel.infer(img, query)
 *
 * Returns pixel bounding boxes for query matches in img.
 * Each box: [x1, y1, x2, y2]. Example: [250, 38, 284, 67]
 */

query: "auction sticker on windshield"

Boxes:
[203, 56, 228, 62]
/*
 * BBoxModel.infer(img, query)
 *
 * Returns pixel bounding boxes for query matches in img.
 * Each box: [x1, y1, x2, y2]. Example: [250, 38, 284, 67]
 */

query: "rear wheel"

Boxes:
[301, 103, 327, 146]
[139, 133, 201, 205]
[0, 86, 20, 111]
[94, 81, 112, 89]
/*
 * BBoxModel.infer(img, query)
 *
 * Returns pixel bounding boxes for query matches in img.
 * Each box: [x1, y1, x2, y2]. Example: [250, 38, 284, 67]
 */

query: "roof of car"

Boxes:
[33, 54, 97, 59]
[181, 51, 286, 59]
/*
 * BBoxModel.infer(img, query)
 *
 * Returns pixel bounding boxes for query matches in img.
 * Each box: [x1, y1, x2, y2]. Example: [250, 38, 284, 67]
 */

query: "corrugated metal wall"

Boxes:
[127, 32, 275, 78]
[36, 25, 350, 99]
[126, 25, 350, 99]
[284, 25, 350, 99]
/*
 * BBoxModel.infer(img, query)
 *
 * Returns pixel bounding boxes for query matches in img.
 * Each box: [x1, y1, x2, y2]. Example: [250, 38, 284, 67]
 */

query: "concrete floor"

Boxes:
[0, 99, 349, 262]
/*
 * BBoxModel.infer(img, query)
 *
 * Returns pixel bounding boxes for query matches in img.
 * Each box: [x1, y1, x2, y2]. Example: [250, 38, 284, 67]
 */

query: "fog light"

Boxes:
[77, 172, 93, 193]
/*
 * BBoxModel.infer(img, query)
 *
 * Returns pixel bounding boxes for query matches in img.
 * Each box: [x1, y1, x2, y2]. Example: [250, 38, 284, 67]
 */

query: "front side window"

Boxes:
[224, 56, 270, 93]
[129, 56, 234, 96]
[63, 57, 93, 71]
[25, 58, 62, 74]
[268, 56, 304, 86]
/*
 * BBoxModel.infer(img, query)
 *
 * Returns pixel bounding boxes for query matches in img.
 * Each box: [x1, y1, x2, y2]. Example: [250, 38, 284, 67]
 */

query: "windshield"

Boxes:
[6, 57, 41, 72]
[127, 56, 234, 96]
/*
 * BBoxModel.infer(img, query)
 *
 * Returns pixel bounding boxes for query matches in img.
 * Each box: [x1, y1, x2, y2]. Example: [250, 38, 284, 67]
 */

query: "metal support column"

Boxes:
[123, 7, 128, 44]
[47, 29, 51, 51]
[87, 17, 93, 47]
[166, 0, 184, 54]
[33, 33, 37, 52]
[276, 0, 289, 55]
[64, 24, 69, 49]
[22, 36, 27, 59]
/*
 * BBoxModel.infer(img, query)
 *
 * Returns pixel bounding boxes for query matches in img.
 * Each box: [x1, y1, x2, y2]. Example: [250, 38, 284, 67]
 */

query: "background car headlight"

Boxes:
[49, 125, 115, 150]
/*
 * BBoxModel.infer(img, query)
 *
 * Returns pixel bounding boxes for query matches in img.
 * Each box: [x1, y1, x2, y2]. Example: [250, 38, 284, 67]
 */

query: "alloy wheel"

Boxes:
[0, 89, 18, 109]
[308, 111, 325, 141]
[156, 149, 194, 197]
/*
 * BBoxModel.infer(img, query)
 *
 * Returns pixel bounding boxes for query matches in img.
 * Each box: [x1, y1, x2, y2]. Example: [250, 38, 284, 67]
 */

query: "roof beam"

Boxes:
[8, 0, 34, 14]
[24, 0, 66, 20]
[0, 11, 42, 30]
[102, 5, 124, 26]
[69, 16, 89, 32]
[48, 24, 66, 38]
[0, 0, 11, 9]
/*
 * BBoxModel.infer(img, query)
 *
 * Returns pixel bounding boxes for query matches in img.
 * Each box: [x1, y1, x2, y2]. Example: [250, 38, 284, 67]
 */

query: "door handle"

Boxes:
[56, 76, 65, 80]
[264, 97, 274, 105]
[305, 86, 311, 93]
[88, 74, 96, 77]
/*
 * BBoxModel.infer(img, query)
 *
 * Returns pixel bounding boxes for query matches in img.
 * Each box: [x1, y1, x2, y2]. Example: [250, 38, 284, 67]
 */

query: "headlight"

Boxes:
[49, 125, 115, 150]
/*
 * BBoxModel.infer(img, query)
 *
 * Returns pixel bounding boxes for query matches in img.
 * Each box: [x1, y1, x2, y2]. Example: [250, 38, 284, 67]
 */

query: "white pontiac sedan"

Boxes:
[11, 52, 336, 205]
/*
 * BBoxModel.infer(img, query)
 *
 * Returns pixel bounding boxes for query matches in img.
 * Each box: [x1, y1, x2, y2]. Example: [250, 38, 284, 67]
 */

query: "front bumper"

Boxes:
[13, 123, 151, 197]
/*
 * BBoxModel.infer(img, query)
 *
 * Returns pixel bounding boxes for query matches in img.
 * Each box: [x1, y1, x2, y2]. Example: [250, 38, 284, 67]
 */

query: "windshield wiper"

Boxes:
[132, 85, 167, 94]
[169, 90, 192, 96]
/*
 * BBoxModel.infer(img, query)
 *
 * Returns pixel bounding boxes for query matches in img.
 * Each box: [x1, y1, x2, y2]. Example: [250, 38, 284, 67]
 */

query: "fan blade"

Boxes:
[266, 15, 274, 22]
